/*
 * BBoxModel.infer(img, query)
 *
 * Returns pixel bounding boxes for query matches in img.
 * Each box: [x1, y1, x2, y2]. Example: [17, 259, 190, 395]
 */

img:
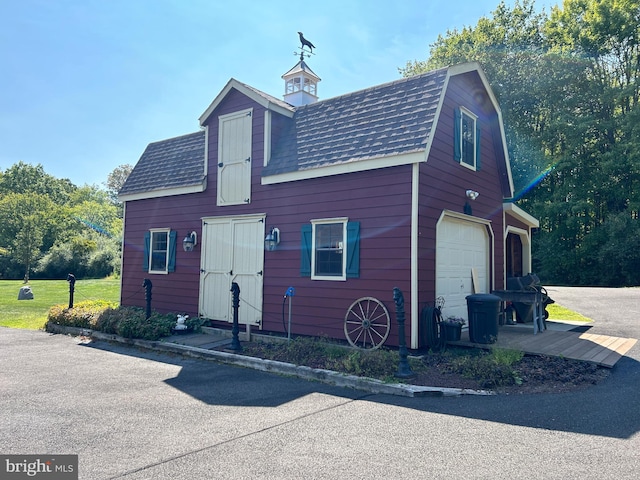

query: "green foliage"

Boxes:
[401, 0, 640, 286]
[47, 300, 118, 329]
[0, 278, 120, 330]
[447, 348, 524, 388]
[0, 162, 125, 280]
[47, 302, 180, 341]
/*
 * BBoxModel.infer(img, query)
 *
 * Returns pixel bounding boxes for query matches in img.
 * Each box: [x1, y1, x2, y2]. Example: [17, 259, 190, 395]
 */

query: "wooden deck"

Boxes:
[451, 324, 637, 368]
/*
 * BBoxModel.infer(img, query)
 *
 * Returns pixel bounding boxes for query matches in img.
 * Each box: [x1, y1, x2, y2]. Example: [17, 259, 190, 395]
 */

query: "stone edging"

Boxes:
[45, 323, 495, 398]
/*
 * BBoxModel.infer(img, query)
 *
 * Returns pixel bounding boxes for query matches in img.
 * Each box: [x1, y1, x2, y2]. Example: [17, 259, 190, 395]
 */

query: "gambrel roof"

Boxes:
[263, 66, 448, 177]
[118, 131, 205, 200]
[119, 62, 514, 201]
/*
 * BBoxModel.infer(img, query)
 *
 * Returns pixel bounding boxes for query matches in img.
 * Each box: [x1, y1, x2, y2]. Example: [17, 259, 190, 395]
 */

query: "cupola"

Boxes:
[282, 58, 321, 106]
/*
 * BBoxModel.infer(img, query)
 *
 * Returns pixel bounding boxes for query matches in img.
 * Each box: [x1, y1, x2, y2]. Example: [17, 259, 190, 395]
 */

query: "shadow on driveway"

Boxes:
[84, 337, 640, 440]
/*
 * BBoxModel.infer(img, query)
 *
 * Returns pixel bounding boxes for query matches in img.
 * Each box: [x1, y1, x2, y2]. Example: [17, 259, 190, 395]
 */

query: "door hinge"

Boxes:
[228, 270, 233, 275]
[200, 269, 205, 273]
[245, 157, 251, 162]
[244, 198, 250, 203]
[218, 162, 224, 168]
[257, 270, 263, 276]
[247, 111, 252, 117]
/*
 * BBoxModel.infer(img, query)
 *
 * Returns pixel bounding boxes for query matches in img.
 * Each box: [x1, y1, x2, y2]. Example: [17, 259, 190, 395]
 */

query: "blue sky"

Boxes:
[0, 0, 556, 187]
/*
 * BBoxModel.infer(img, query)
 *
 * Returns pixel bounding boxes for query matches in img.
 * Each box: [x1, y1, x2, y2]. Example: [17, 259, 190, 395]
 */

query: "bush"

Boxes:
[47, 300, 117, 329]
[47, 302, 187, 341]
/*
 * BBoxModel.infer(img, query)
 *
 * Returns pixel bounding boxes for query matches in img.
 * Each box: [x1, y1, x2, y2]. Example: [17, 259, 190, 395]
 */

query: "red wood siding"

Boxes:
[122, 73, 511, 348]
[417, 70, 507, 312]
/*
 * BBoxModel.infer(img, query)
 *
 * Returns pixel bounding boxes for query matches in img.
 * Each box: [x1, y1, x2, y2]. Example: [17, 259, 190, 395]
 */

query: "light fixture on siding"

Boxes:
[466, 190, 480, 200]
[183, 231, 197, 252]
[464, 190, 479, 215]
[265, 227, 280, 251]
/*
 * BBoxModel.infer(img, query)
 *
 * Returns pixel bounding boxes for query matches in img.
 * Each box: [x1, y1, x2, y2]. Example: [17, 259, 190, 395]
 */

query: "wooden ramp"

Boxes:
[453, 326, 637, 368]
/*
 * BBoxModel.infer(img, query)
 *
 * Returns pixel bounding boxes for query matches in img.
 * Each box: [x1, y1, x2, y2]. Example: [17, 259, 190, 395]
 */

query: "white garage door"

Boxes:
[436, 216, 490, 321]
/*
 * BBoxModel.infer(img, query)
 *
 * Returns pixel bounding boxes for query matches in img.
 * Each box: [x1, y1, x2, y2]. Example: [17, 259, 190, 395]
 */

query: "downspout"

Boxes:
[411, 162, 419, 349]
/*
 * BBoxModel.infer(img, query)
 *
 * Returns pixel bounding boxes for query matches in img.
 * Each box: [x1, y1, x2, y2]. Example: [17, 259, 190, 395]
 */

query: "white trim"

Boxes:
[459, 106, 478, 171]
[261, 151, 426, 185]
[119, 183, 205, 202]
[264, 110, 272, 167]
[119, 201, 126, 301]
[505, 225, 533, 276]
[202, 212, 267, 223]
[410, 162, 419, 349]
[199, 78, 294, 126]
[425, 62, 515, 197]
[436, 210, 495, 291]
[503, 202, 539, 228]
[148, 228, 171, 274]
[310, 217, 349, 282]
[203, 125, 209, 178]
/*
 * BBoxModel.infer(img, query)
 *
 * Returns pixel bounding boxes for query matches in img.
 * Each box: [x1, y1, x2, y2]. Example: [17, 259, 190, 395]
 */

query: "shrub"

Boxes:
[47, 302, 184, 341]
[47, 300, 117, 329]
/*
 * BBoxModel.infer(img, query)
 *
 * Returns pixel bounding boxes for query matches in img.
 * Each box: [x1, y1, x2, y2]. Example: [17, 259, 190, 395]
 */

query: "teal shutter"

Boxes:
[453, 108, 461, 163]
[168, 230, 177, 272]
[346, 221, 360, 278]
[300, 224, 312, 277]
[475, 122, 481, 170]
[143, 232, 150, 271]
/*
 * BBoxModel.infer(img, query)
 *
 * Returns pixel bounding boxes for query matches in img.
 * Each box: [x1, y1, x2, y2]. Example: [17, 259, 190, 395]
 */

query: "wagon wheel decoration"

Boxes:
[344, 297, 391, 350]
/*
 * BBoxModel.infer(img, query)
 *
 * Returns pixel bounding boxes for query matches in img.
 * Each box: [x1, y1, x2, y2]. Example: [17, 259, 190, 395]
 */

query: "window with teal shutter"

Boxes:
[144, 229, 176, 273]
[300, 220, 360, 279]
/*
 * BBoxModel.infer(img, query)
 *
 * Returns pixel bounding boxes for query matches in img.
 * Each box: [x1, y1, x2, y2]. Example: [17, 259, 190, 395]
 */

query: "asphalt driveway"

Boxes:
[1, 286, 639, 479]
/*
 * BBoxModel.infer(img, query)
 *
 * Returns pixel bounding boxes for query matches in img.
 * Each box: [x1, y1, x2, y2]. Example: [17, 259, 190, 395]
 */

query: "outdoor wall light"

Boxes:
[466, 190, 480, 200]
[182, 231, 197, 252]
[265, 227, 280, 251]
[464, 190, 479, 215]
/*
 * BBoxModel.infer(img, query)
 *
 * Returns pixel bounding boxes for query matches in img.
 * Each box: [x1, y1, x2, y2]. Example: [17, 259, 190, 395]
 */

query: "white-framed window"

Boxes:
[300, 218, 360, 281]
[312, 218, 348, 280]
[454, 106, 481, 170]
[143, 229, 176, 274]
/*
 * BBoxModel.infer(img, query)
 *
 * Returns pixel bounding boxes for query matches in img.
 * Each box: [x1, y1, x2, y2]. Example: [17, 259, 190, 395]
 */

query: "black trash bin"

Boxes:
[466, 293, 501, 344]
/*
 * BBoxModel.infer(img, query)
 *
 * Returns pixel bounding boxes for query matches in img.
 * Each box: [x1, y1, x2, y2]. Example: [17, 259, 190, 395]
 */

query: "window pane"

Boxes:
[315, 223, 343, 276]
[461, 113, 475, 167]
[151, 232, 168, 271]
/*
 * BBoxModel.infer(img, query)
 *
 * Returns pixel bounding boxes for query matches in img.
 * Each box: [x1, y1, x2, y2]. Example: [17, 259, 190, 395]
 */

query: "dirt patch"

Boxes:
[237, 341, 610, 395]
[410, 352, 610, 394]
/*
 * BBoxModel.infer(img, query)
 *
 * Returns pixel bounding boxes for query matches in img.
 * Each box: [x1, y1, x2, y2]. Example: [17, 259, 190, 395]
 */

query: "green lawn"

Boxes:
[0, 278, 120, 330]
[546, 303, 593, 322]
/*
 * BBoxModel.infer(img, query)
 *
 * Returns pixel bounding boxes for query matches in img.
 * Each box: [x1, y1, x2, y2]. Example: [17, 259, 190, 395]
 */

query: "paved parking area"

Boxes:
[2, 286, 640, 479]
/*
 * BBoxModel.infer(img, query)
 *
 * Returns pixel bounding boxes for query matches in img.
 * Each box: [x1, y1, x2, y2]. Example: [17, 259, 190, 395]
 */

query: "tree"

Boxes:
[400, 0, 640, 285]
[105, 164, 133, 204]
[0, 194, 57, 281]
[0, 161, 76, 205]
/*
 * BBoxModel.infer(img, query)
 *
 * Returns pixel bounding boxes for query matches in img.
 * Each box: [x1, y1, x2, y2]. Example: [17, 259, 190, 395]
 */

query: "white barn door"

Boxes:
[217, 109, 252, 206]
[199, 215, 265, 326]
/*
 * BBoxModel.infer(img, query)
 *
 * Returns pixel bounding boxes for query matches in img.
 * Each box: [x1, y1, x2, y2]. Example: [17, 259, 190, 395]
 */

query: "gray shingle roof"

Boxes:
[121, 66, 451, 198]
[119, 131, 205, 198]
[263, 67, 448, 176]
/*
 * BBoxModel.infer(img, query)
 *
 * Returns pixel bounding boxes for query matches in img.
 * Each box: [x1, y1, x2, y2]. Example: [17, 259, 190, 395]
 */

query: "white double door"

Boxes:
[199, 215, 265, 326]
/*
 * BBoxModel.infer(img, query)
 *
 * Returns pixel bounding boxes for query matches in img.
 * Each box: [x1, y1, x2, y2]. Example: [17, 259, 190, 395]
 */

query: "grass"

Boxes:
[0, 278, 120, 330]
[546, 303, 593, 323]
